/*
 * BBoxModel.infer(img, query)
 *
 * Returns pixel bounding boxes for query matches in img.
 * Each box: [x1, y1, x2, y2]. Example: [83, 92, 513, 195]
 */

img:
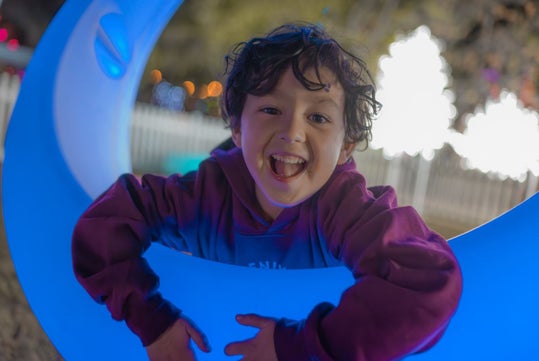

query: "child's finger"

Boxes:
[184, 319, 212, 352]
[224, 340, 250, 356]
[236, 313, 272, 328]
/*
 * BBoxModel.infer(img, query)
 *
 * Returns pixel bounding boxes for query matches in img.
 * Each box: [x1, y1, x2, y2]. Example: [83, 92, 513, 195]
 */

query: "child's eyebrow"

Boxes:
[312, 96, 342, 109]
[258, 87, 343, 108]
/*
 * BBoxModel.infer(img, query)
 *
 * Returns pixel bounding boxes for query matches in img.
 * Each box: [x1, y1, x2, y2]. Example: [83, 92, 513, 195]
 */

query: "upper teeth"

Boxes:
[272, 154, 305, 164]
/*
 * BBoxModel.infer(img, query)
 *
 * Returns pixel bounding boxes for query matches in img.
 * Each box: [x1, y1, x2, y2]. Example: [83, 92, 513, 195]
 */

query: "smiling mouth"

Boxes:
[270, 154, 307, 179]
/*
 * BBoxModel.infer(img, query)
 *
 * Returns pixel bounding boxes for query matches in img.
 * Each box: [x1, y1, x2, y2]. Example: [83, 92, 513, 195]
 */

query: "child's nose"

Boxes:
[278, 115, 306, 143]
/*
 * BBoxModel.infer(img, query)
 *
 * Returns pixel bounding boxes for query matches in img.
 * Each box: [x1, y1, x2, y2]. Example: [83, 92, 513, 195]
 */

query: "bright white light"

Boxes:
[448, 91, 539, 181]
[372, 25, 455, 160]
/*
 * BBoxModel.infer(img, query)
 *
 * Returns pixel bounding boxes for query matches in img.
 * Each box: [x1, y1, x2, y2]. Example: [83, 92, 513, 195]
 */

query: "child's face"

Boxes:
[232, 66, 354, 220]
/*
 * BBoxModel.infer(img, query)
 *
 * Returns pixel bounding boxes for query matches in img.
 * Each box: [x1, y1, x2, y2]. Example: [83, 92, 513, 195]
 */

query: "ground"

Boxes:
[0, 213, 64, 361]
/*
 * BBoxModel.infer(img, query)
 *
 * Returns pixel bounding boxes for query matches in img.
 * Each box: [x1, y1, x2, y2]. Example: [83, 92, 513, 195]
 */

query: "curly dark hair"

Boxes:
[220, 22, 381, 149]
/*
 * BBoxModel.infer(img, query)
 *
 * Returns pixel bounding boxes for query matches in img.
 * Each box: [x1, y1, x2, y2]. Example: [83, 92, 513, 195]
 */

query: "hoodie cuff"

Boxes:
[274, 302, 335, 361]
[124, 293, 181, 346]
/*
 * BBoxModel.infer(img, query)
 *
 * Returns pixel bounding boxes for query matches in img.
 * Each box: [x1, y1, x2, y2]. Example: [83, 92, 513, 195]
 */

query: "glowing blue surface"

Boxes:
[163, 153, 208, 174]
[2, 0, 538, 360]
[95, 12, 132, 78]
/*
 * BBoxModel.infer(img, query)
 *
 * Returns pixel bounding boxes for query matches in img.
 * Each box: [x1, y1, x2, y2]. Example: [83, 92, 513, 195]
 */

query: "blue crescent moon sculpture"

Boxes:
[2, 0, 538, 360]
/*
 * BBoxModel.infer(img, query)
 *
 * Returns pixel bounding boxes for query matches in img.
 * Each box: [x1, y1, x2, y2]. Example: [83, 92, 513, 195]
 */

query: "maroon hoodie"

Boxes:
[72, 147, 462, 360]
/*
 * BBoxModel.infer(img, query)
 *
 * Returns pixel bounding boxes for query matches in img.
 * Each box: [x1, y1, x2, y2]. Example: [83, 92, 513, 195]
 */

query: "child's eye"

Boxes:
[260, 107, 280, 115]
[309, 113, 330, 124]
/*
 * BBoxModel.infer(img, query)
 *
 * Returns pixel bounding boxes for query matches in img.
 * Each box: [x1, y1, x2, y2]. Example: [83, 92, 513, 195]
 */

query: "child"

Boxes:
[72, 22, 462, 361]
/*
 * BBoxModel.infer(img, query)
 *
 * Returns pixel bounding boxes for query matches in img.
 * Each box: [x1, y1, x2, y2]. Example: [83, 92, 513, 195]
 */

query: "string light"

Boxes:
[182, 80, 195, 96]
[6, 38, 19, 51]
[0, 28, 8, 42]
[197, 83, 209, 99]
[150, 69, 162, 84]
[207, 80, 223, 97]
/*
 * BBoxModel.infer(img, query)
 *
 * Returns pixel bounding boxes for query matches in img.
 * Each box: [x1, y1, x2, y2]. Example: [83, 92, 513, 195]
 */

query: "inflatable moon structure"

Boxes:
[2, 0, 538, 360]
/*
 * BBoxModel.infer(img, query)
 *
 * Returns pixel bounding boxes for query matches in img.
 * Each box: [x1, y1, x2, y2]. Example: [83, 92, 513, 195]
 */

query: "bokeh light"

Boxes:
[371, 25, 456, 160]
[182, 80, 195, 96]
[207, 80, 222, 97]
[0, 28, 8, 42]
[150, 69, 162, 83]
[448, 91, 539, 181]
[152, 80, 186, 111]
[6, 38, 19, 51]
[197, 83, 208, 99]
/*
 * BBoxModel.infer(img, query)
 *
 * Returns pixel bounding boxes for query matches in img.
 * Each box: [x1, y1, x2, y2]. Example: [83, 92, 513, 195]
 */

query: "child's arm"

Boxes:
[72, 173, 209, 350]
[274, 183, 463, 361]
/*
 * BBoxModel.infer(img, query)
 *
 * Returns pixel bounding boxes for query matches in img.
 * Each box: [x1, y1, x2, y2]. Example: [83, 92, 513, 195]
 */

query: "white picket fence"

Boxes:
[352, 147, 531, 236]
[131, 104, 230, 173]
[0, 72, 535, 237]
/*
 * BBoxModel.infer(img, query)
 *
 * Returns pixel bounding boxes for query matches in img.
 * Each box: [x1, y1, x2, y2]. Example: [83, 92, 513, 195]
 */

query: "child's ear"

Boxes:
[231, 126, 242, 148]
[338, 142, 356, 165]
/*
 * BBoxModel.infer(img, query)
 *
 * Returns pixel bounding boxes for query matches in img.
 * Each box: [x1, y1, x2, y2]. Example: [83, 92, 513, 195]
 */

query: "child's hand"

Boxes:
[224, 313, 278, 361]
[145, 315, 211, 361]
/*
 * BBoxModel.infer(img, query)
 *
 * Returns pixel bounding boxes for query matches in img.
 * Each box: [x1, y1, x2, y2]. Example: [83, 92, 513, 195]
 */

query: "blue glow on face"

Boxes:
[2, 0, 538, 360]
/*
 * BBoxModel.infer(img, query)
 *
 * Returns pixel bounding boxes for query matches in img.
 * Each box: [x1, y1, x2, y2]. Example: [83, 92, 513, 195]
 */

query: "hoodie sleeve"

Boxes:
[72, 172, 201, 346]
[274, 177, 463, 360]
